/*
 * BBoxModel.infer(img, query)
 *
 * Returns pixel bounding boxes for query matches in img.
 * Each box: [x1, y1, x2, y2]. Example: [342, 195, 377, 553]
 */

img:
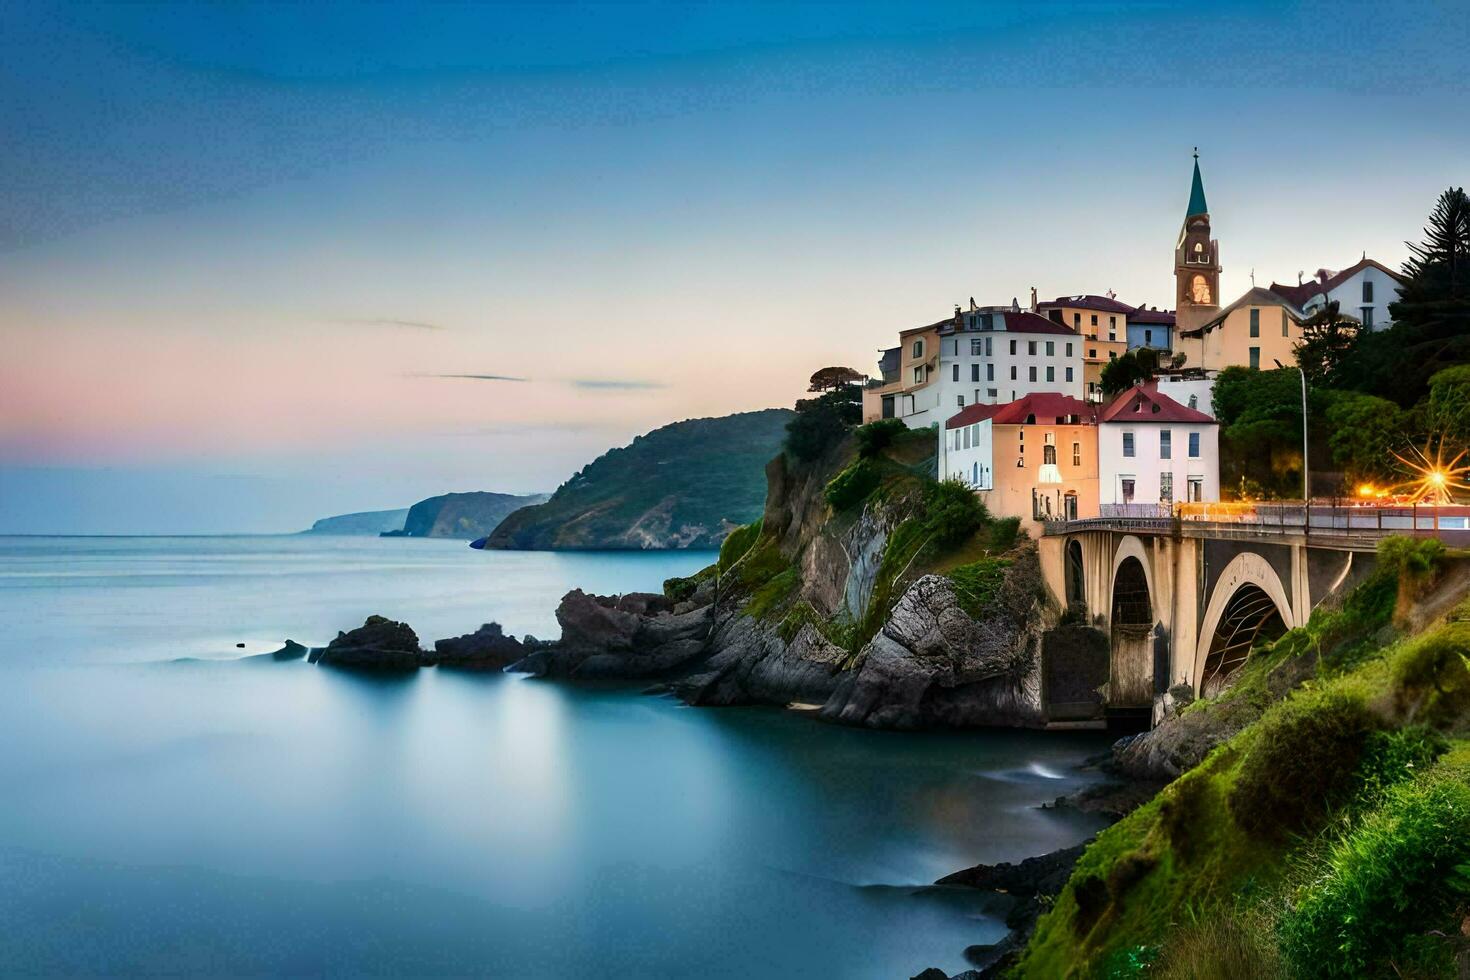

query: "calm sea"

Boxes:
[0, 535, 1108, 977]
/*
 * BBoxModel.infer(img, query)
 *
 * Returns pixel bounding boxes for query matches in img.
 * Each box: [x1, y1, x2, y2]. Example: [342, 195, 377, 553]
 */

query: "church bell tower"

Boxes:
[1174, 150, 1221, 335]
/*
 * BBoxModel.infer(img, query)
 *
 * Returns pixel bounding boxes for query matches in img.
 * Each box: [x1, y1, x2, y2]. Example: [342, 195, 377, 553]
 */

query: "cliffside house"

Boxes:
[1098, 382, 1219, 510]
[1267, 257, 1403, 332]
[939, 392, 1100, 533]
[860, 317, 945, 426]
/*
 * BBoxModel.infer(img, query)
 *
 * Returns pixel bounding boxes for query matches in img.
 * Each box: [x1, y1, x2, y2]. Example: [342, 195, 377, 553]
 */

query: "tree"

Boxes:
[784, 386, 861, 461]
[1323, 391, 1406, 483]
[1427, 364, 1470, 445]
[1294, 300, 1360, 387]
[807, 366, 865, 392]
[1340, 188, 1470, 405]
[1212, 367, 1313, 497]
[1099, 348, 1160, 396]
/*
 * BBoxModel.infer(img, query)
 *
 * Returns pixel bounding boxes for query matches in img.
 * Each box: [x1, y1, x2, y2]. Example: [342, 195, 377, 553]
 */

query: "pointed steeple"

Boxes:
[1186, 148, 1208, 218]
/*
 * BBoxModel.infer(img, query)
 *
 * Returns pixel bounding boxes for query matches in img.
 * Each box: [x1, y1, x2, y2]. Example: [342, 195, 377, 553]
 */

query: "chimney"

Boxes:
[1029, 287, 1038, 312]
[969, 296, 977, 312]
[1011, 297, 1021, 313]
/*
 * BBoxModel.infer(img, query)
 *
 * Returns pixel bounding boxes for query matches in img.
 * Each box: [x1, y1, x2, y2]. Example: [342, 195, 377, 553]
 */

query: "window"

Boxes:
[1249, 308, 1260, 337]
[912, 339, 924, 358]
[953, 340, 959, 356]
[1089, 348, 1097, 359]
[1249, 346, 1261, 370]
[1188, 431, 1200, 458]
[1188, 477, 1204, 502]
[1028, 341, 1038, 355]
[1045, 341, 1055, 356]
[1073, 313, 1081, 327]
[913, 366, 924, 384]
[1044, 444, 1057, 465]
[1010, 366, 1017, 380]
[970, 338, 983, 356]
[972, 462, 978, 486]
[1109, 316, 1116, 329]
[1090, 314, 1098, 326]
[1123, 431, 1135, 457]
[1145, 329, 1152, 345]
[1029, 366, 1038, 382]
[1282, 309, 1289, 336]
[1066, 342, 1073, 357]
[1109, 351, 1117, 361]
[1008, 339, 1016, 355]
[1065, 367, 1073, 382]
[1121, 478, 1136, 503]
[987, 388, 997, 400]
[963, 426, 971, 448]
[1192, 242, 1204, 263]
[1363, 280, 1374, 303]
[985, 337, 993, 356]
[1362, 307, 1374, 328]
[1160, 472, 1174, 504]
[1160, 430, 1172, 460]
[952, 364, 960, 382]
[971, 364, 980, 382]
[986, 364, 994, 381]
[957, 395, 965, 407]
[1072, 442, 1081, 466]
[1046, 366, 1055, 382]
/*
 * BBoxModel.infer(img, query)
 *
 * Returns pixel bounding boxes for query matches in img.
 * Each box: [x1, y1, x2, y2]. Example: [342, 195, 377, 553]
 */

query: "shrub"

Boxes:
[853, 418, 908, 458]
[1278, 774, 1470, 978]
[664, 575, 697, 603]
[1377, 534, 1445, 576]
[784, 388, 859, 460]
[1388, 625, 1470, 728]
[718, 519, 762, 573]
[987, 516, 1021, 552]
[1228, 689, 1382, 838]
[920, 477, 988, 548]
[1353, 726, 1449, 806]
[824, 457, 881, 511]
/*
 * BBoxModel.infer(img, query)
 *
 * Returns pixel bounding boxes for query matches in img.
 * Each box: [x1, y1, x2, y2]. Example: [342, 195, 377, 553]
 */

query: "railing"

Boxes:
[1044, 501, 1470, 545]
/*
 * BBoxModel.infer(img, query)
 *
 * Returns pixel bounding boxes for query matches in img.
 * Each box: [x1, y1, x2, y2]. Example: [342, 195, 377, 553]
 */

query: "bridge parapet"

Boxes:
[1045, 502, 1470, 548]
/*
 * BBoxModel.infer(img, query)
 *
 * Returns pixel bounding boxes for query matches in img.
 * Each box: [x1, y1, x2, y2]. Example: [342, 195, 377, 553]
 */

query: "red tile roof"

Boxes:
[946, 392, 1098, 429]
[1268, 257, 1404, 308]
[1099, 382, 1215, 424]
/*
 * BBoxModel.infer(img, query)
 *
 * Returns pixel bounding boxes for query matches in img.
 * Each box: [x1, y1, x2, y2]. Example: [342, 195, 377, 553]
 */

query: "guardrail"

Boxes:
[1044, 502, 1470, 545]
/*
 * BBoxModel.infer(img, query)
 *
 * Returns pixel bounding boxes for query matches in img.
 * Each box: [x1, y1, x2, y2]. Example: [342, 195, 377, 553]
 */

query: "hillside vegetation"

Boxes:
[484, 410, 792, 550]
[1015, 538, 1470, 979]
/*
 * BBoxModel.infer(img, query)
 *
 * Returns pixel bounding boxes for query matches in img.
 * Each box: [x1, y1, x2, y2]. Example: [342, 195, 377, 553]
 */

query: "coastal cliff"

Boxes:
[390, 491, 549, 539]
[482, 410, 792, 550]
[509, 422, 1051, 729]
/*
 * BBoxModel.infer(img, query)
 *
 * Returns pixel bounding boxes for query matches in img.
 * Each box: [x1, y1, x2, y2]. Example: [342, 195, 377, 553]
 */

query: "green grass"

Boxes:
[1015, 546, 1470, 978]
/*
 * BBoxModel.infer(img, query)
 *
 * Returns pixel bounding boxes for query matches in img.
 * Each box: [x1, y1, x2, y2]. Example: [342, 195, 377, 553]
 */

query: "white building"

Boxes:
[931, 307, 1084, 418]
[1154, 374, 1216, 418]
[938, 407, 994, 490]
[1098, 383, 1219, 508]
[1268, 257, 1403, 332]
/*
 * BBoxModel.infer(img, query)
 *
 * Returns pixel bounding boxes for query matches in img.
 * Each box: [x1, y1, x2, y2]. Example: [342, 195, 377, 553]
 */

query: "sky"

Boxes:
[2, 0, 1468, 533]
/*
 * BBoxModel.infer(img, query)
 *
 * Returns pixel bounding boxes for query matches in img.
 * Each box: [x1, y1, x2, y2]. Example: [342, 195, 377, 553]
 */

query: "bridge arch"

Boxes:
[1193, 552, 1295, 696]
[1109, 535, 1156, 617]
[1108, 537, 1157, 707]
[1065, 539, 1085, 609]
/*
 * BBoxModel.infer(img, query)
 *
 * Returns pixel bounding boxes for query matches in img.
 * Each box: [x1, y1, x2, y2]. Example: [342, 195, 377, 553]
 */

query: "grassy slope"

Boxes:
[487, 409, 793, 549]
[1016, 544, 1470, 979]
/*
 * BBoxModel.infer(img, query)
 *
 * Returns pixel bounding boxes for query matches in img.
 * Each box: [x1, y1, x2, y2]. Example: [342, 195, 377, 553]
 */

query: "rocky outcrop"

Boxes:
[430, 623, 527, 670]
[821, 571, 1043, 730]
[311, 615, 423, 670]
[674, 616, 848, 707]
[270, 639, 309, 661]
[508, 590, 713, 679]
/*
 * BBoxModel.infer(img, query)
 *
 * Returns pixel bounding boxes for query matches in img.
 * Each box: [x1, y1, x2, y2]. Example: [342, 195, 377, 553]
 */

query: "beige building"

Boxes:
[861, 318, 945, 425]
[1176, 287, 1307, 372]
[1038, 295, 1134, 400]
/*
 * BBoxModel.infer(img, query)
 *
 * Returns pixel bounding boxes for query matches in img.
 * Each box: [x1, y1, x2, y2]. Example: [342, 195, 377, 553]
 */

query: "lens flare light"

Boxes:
[1390, 442, 1470, 504]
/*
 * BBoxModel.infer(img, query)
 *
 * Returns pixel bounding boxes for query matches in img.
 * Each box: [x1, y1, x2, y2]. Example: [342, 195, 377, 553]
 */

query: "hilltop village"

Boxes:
[861, 155, 1403, 531]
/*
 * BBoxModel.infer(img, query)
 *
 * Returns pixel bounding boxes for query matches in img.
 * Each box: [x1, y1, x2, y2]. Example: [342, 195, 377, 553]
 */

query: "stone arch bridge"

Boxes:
[1036, 505, 1468, 728]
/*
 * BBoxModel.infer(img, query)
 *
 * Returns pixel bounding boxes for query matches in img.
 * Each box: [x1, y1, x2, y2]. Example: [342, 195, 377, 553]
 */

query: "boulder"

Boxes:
[430, 622, 524, 670]
[313, 615, 422, 670]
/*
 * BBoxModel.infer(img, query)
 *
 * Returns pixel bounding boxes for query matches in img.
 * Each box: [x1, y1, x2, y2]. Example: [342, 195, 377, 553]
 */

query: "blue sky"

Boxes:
[2, 1, 1467, 533]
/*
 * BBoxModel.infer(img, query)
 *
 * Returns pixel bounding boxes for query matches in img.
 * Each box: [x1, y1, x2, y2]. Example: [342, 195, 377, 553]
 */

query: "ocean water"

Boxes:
[0, 535, 1109, 977]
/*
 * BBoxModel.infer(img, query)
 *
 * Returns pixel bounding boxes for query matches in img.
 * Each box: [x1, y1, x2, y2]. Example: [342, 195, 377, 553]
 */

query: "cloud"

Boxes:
[334, 317, 447, 331]
[568, 378, 668, 391]
[411, 373, 530, 382]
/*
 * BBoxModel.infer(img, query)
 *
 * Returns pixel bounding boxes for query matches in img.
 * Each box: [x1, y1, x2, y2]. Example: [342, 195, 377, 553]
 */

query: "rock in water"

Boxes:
[314, 615, 423, 670]
[507, 589, 711, 678]
[270, 639, 309, 661]
[430, 623, 525, 670]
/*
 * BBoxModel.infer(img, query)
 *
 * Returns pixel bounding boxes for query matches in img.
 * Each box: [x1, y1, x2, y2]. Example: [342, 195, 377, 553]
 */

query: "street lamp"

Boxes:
[1275, 359, 1309, 503]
